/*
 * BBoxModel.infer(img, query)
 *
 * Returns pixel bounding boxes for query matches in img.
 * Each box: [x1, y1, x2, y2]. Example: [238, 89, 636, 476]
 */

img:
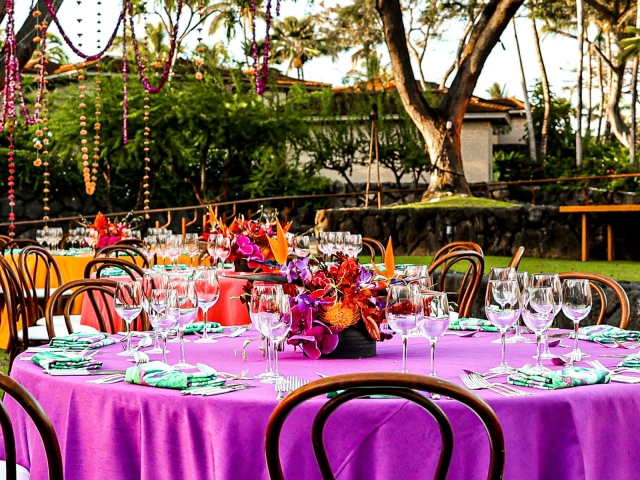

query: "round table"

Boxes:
[6, 329, 640, 480]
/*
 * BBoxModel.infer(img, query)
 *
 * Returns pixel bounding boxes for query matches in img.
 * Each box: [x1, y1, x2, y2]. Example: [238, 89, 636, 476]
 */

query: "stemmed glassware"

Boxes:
[403, 265, 434, 291]
[317, 232, 330, 260]
[250, 284, 284, 383]
[521, 286, 555, 373]
[142, 236, 157, 265]
[85, 229, 99, 252]
[386, 283, 421, 373]
[485, 279, 521, 373]
[530, 274, 562, 359]
[417, 291, 450, 388]
[148, 288, 180, 365]
[165, 235, 183, 268]
[140, 271, 169, 354]
[214, 235, 231, 269]
[562, 279, 593, 362]
[510, 271, 530, 342]
[184, 233, 200, 266]
[170, 279, 199, 369]
[488, 267, 517, 282]
[114, 281, 143, 357]
[257, 292, 292, 382]
[193, 267, 221, 344]
[36, 229, 46, 246]
[292, 236, 310, 257]
[343, 234, 363, 258]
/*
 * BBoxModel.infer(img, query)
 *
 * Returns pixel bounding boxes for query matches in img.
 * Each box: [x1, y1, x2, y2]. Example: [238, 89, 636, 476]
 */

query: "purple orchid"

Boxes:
[295, 257, 312, 284]
[357, 267, 374, 288]
[279, 261, 299, 283]
[287, 295, 339, 359]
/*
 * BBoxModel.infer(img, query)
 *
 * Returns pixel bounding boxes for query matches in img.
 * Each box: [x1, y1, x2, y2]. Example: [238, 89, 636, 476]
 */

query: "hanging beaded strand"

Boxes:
[141, 5, 151, 218]
[91, 0, 103, 194]
[77, 62, 92, 192]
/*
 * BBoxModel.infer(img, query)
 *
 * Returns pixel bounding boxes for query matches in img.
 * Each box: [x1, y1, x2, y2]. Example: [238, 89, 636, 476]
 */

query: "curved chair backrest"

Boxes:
[428, 250, 485, 318]
[265, 373, 505, 480]
[45, 278, 119, 338]
[84, 257, 146, 281]
[362, 237, 385, 263]
[0, 373, 64, 480]
[507, 247, 525, 270]
[2, 239, 40, 269]
[0, 256, 30, 369]
[95, 245, 150, 269]
[116, 238, 144, 247]
[432, 241, 483, 261]
[18, 246, 65, 321]
[559, 272, 630, 329]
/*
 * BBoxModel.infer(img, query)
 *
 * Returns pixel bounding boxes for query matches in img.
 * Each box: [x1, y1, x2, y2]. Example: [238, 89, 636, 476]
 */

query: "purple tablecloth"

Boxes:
[7, 329, 640, 480]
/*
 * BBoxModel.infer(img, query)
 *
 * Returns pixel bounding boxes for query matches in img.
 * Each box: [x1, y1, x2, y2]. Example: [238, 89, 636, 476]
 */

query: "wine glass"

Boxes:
[417, 291, 450, 394]
[293, 236, 310, 258]
[485, 279, 520, 373]
[521, 286, 555, 373]
[562, 279, 592, 362]
[343, 234, 362, 258]
[488, 267, 517, 281]
[142, 236, 157, 265]
[403, 265, 434, 291]
[206, 234, 219, 268]
[165, 235, 183, 268]
[170, 279, 199, 369]
[510, 271, 530, 342]
[85, 229, 99, 252]
[386, 283, 421, 373]
[184, 233, 200, 266]
[317, 232, 329, 260]
[140, 271, 169, 354]
[530, 273, 562, 359]
[115, 281, 143, 357]
[257, 293, 292, 382]
[36, 229, 46, 246]
[250, 284, 284, 383]
[148, 288, 180, 365]
[214, 235, 231, 269]
[156, 230, 170, 266]
[193, 267, 221, 344]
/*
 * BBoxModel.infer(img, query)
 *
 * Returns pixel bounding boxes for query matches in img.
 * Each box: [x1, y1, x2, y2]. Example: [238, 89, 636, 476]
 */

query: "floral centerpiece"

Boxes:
[84, 212, 140, 249]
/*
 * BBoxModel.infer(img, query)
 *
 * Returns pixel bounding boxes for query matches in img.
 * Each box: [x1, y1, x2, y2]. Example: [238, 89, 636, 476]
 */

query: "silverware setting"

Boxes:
[275, 376, 309, 400]
[181, 383, 257, 396]
[444, 331, 479, 338]
[586, 360, 640, 383]
[460, 373, 533, 397]
[86, 374, 126, 384]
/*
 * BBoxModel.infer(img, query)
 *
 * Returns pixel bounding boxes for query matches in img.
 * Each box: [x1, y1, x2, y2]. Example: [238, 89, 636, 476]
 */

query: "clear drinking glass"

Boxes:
[251, 284, 284, 383]
[193, 267, 221, 344]
[257, 293, 292, 382]
[488, 267, 517, 281]
[403, 265, 434, 291]
[293, 236, 310, 257]
[115, 281, 143, 357]
[386, 283, 421, 373]
[36, 229, 46, 246]
[521, 286, 555, 373]
[165, 235, 183, 268]
[214, 235, 231, 269]
[141, 271, 169, 354]
[417, 291, 450, 386]
[184, 233, 200, 266]
[85, 230, 99, 252]
[170, 280, 199, 369]
[142, 236, 157, 265]
[530, 273, 562, 359]
[149, 288, 180, 365]
[485, 279, 521, 373]
[206, 234, 219, 268]
[562, 279, 593, 362]
[510, 271, 530, 342]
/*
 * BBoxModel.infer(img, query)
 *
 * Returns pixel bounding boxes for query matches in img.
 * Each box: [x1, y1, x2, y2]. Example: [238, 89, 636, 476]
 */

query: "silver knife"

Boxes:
[44, 370, 127, 376]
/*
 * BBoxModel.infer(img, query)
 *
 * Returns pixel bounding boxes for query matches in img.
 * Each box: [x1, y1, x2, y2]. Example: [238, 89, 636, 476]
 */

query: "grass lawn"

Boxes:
[386, 196, 517, 209]
[0, 349, 9, 375]
[393, 255, 640, 282]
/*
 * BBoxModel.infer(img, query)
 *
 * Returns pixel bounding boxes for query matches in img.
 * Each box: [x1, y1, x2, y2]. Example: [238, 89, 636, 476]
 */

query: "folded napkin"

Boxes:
[618, 355, 640, 368]
[98, 267, 125, 277]
[151, 264, 189, 271]
[578, 325, 640, 344]
[184, 323, 224, 335]
[507, 367, 610, 390]
[125, 361, 226, 390]
[31, 351, 102, 370]
[49, 332, 116, 350]
[449, 317, 498, 332]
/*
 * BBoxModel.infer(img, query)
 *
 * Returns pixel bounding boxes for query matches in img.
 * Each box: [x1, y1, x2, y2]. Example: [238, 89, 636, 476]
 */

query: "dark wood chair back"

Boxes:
[45, 279, 119, 338]
[265, 373, 505, 480]
[507, 247, 525, 269]
[362, 237, 385, 262]
[0, 373, 64, 480]
[559, 272, 630, 329]
[432, 241, 483, 259]
[95, 245, 150, 269]
[428, 249, 484, 318]
[18, 246, 65, 322]
[0, 256, 31, 369]
[84, 257, 146, 281]
[116, 238, 144, 247]
[2, 239, 40, 270]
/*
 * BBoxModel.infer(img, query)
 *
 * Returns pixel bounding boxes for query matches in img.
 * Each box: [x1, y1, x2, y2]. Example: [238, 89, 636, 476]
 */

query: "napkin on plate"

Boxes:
[578, 325, 640, 343]
[49, 332, 116, 350]
[125, 361, 226, 390]
[507, 367, 610, 390]
[449, 317, 498, 332]
[31, 351, 102, 370]
[184, 323, 224, 335]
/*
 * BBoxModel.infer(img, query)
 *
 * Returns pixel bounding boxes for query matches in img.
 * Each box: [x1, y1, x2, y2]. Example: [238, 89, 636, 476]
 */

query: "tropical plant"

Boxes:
[271, 16, 326, 79]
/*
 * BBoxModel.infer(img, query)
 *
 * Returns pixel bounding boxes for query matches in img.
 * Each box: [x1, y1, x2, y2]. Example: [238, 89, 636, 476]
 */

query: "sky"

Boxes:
[11, 0, 580, 101]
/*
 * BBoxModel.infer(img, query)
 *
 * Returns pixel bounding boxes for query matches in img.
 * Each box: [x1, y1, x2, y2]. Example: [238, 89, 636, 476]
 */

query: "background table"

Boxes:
[7, 330, 640, 480]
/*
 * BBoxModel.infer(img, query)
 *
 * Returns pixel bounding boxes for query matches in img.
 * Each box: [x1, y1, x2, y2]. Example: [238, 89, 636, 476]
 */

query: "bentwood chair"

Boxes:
[0, 255, 30, 369]
[116, 238, 144, 247]
[428, 249, 485, 318]
[507, 247, 525, 269]
[84, 257, 146, 281]
[362, 237, 385, 263]
[2, 239, 40, 270]
[265, 373, 505, 480]
[0, 373, 64, 480]
[95, 245, 150, 269]
[559, 272, 630, 329]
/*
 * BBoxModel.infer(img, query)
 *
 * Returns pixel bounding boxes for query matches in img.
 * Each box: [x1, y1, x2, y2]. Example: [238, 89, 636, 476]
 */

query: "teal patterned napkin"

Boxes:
[98, 267, 125, 277]
[508, 367, 610, 390]
[618, 355, 640, 368]
[184, 323, 224, 335]
[578, 325, 640, 344]
[125, 361, 225, 390]
[32, 351, 102, 370]
[449, 317, 498, 332]
[49, 332, 115, 350]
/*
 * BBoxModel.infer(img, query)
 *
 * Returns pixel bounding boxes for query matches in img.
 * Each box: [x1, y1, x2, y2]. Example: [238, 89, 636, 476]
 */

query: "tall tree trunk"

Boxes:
[596, 50, 605, 142]
[513, 20, 537, 160]
[606, 64, 631, 147]
[375, 0, 524, 196]
[587, 45, 593, 138]
[576, 0, 584, 165]
[631, 5, 640, 163]
[531, 18, 551, 156]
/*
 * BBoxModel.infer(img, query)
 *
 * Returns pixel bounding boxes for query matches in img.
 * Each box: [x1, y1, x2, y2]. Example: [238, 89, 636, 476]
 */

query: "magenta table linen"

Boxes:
[6, 331, 640, 480]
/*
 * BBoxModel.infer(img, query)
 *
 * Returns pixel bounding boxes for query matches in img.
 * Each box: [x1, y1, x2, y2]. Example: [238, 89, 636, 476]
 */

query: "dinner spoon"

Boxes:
[444, 331, 479, 338]
[210, 327, 249, 340]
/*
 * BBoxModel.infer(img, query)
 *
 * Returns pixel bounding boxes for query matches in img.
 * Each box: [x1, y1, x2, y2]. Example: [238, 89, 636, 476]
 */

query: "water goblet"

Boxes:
[257, 293, 292, 382]
[141, 271, 169, 354]
[488, 267, 517, 281]
[149, 288, 180, 365]
[250, 284, 284, 383]
[510, 271, 530, 342]
[403, 265, 434, 290]
[214, 235, 231, 269]
[165, 235, 183, 268]
[193, 267, 221, 344]
[36, 229, 46, 247]
[142, 236, 157, 265]
[386, 283, 421, 373]
[206, 234, 219, 268]
[85, 229, 99, 252]
[115, 281, 143, 357]
[485, 279, 520, 374]
[170, 279, 199, 369]
[184, 233, 200, 266]
[530, 273, 562, 359]
[562, 279, 593, 362]
[521, 286, 555, 373]
[293, 235, 310, 258]
[417, 291, 450, 389]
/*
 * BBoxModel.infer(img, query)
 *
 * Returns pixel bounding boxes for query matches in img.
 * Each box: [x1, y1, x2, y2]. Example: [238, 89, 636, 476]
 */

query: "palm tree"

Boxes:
[271, 16, 325, 79]
[486, 82, 509, 99]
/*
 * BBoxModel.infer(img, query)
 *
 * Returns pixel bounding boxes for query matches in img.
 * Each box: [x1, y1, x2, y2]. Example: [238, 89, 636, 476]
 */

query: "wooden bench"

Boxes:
[559, 205, 640, 261]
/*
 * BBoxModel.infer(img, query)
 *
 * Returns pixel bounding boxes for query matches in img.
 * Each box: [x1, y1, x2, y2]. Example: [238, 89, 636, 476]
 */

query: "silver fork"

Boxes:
[86, 374, 126, 384]
[460, 374, 514, 397]
[470, 373, 533, 396]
